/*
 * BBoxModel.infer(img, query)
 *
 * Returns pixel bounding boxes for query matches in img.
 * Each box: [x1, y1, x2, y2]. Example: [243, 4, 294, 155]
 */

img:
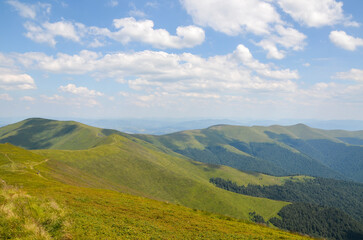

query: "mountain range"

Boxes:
[1, 118, 363, 239]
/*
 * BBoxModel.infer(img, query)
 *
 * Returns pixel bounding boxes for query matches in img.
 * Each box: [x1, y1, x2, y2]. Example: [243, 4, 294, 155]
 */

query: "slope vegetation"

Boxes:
[36, 134, 289, 221]
[136, 124, 363, 182]
[0, 143, 312, 239]
[0, 118, 119, 150]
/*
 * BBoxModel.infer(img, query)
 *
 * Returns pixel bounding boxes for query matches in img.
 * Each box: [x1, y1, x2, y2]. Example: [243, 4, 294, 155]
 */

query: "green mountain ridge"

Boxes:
[0, 118, 120, 150]
[0, 119, 293, 220]
[1, 118, 363, 239]
[136, 123, 363, 182]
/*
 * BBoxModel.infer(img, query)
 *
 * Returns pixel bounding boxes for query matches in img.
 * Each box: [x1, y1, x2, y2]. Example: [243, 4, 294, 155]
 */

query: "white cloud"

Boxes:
[129, 9, 146, 18]
[19, 50, 100, 74]
[19, 45, 299, 97]
[21, 15, 203, 49]
[0, 67, 36, 90]
[24, 21, 83, 47]
[40, 94, 99, 108]
[329, 31, 363, 51]
[41, 94, 64, 101]
[299, 81, 363, 103]
[257, 40, 285, 60]
[88, 39, 105, 48]
[233, 44, 299, 79]
[7, 0, 36, 19]
[0, 93, 13, 101]
[59, 84, 104, 97]
[333, 69, 363, 82]
[107, 0, 118, 7]
[180, 0, 305, 59]
[102, 17, 205, 49]
[0, 53, 15, 67]
[181, 0, 281, 36]
[20, 96, 35, 101]
[303, 63, 310, 67]
[257, 25, 306, 59]
[277, 0, 358, 27]
[7, 0, 51, 19]
[146, 2, 158, 8]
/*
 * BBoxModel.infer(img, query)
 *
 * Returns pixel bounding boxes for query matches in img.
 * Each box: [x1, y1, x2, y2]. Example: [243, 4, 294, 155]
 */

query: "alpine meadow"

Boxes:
[1, 0, 363, 239]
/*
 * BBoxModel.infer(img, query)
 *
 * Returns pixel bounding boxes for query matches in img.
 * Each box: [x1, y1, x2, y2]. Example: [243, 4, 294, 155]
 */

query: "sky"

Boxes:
[1, 0, 363, 120]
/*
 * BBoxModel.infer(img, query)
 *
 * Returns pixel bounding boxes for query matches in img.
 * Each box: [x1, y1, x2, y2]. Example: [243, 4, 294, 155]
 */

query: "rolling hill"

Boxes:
[0, 119, 292, 220]
[0, 143, 312, 239]
[0, 118, 120, 150]
[135, 124, 363, 182]
[1, 118, 363, 239]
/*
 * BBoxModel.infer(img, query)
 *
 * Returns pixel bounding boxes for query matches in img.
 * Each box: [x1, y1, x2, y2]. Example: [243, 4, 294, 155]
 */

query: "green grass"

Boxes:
[35, 135, 289, 221]
[135, 123, 347, 179]
[0, 118, 119, 150]
[0, 184, 71, 240]
[0, 143, 313, 239]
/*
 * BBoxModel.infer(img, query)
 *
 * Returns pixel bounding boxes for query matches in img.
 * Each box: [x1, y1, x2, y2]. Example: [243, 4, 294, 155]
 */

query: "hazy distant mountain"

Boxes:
[73, 118, 242, 134]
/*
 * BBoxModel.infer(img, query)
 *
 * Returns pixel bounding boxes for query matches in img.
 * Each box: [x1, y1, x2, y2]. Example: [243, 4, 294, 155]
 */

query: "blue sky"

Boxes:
[1, 0, 363, 120]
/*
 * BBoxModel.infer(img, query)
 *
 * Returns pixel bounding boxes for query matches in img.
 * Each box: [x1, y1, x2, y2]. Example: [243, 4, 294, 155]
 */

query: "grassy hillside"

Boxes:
[0, 119, 312, 221]
[0, 118, 119, 150]
[36, 134, 290, 221]
[136, 124, 363, 182]
[0, 143, 312, 239]
[2, 118, 362, 182]
[135, 125, 341, 179]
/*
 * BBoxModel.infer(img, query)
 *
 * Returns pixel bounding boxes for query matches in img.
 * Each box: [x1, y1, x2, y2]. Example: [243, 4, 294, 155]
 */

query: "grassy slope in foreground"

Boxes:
[0, 143, 312, 239]
[36, 134, 291, 221]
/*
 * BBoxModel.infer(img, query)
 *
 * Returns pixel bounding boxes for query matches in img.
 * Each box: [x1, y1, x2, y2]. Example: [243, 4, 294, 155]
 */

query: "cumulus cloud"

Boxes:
[180, 0, 305, 59]
[21, 15, 204, 49]
[333, 69, 363, 82]
[257, 25, 306, 59]
[18, 50, 100, 74]
[0, 93, 13, 101]
[233, 44, 299, 79]
[181, 0, 281, 35]
[59, 84, 103, 97]
[277, 0, 358, 27]
[329, 31, 363, 51]
[92, 17, 205, 49]
[24, 21, 84, 47]
[0, 67, 36, 90]
[18, 45, 299, 96]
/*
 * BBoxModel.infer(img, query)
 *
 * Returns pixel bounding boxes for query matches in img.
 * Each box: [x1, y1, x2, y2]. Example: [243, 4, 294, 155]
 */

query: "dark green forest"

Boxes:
[210, 177, 363, 223]
[270, 203, 363, 240]
[210, 177, 363, 240]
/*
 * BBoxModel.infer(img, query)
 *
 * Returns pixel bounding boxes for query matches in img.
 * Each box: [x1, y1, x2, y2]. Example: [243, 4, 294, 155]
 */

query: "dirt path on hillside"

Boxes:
[1, 153, 49, 179]
[29, 159, 49, 170]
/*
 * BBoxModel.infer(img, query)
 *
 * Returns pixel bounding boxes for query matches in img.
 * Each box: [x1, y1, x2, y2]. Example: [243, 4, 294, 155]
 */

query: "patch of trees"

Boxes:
[210, 177, 363, 223]
[210, 177, 363, 239]
[270, 203, 363, 240]
[248, 212, 265, 224]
